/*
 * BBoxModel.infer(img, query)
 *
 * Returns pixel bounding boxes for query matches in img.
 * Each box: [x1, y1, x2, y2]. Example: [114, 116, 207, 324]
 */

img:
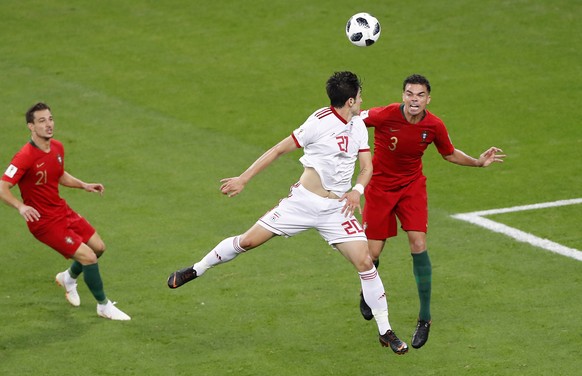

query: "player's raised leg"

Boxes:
[168, 225, 275, 289]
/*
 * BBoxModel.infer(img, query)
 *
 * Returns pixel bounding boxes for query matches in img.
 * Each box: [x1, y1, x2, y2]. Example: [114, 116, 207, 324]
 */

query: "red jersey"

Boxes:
[2, 139, 69, 232]
[361, 103, 455, 190]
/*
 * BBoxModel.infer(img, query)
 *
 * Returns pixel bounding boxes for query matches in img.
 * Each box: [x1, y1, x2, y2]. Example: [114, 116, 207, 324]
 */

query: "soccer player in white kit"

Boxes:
[168, 71, 408, 354]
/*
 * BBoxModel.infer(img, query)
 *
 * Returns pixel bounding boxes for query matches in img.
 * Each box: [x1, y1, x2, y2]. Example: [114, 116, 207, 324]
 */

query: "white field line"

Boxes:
[451, 198, 582, 262]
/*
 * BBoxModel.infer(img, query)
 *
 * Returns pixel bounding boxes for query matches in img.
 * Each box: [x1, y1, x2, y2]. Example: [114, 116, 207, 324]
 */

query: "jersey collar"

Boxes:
[330, 106, 348, 124]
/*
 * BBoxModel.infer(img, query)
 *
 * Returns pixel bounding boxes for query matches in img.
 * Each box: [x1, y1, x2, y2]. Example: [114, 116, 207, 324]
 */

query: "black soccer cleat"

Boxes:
[411, 319, 431, 349]
[167, 266, 197, 289]
[359, 291, 374, 321]
[379, 330, 409, 355]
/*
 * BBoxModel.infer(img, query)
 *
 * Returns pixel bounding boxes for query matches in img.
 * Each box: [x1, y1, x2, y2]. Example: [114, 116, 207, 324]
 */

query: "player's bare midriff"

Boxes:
[299, 167, 340, 199]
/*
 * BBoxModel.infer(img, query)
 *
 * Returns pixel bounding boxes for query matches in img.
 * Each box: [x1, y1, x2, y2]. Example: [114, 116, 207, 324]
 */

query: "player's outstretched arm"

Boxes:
[220, 136, 298, 198]
[59, 172, 104, 195]
[444, 147, 505, 167]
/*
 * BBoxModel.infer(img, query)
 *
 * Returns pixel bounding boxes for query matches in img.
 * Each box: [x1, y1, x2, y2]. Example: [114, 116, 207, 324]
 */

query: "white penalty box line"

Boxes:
[451, 198, 582, 262]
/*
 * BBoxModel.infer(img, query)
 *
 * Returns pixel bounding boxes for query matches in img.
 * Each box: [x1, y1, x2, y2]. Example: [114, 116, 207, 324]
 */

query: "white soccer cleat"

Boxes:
[55, 271, 81, 307]
[97, 300, 131, 321]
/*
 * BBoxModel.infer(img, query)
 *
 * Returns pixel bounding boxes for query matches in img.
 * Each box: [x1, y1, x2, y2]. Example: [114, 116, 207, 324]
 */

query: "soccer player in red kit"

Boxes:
[0, 102, 130, 320]
[358, 74, 505, 348]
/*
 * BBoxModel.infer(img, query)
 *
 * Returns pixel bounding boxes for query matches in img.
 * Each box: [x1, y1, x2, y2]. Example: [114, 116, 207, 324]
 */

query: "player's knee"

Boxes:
[408, 236, 426, 252]
[237, 231, 269, 251]
[74, 247, 99, 265]
[410, 240, 426, 253]
[91, 239, 106, 256]
[87, 253, 98, 264]
[237, 236, 254, 250]
[355, 253, 375, 272]
[363, 258, 375, 271]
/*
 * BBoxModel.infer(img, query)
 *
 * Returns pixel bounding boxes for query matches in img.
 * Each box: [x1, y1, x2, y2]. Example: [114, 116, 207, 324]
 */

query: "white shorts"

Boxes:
[257, 183, 367, 245]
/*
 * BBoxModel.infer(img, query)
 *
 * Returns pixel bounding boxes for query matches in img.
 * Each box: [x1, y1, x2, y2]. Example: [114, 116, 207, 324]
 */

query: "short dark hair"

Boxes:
[26, 102, 51, 124]
[403, 74, 431, 94]
[326, 71, 361, 107]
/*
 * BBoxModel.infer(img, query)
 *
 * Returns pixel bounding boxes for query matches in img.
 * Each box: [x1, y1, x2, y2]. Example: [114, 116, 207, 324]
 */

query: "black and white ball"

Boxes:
[345, 12, 381, 47]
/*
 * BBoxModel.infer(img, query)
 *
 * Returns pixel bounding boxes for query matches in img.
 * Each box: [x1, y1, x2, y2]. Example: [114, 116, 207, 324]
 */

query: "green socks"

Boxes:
[82, 263, 107, 304]
[69, 260, 83, 279]
[412, 251, 432, 321]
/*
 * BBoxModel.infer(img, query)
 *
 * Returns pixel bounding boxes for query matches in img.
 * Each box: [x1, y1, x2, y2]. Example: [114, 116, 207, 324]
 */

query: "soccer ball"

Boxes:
[345, 12, 381, 47]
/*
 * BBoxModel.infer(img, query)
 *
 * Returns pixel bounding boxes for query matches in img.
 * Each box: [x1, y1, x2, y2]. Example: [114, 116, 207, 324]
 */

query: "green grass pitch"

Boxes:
[0, 1, 581, 375]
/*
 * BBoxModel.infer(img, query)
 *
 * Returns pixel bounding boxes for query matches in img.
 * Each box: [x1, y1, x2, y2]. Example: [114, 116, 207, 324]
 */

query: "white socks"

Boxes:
[193, 236, 245, 276]
[64, 270, 77, 287]
[359, 266, 391, 334]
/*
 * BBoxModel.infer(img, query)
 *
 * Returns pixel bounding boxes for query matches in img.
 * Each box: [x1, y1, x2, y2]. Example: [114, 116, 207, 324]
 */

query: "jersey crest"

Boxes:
[421, 130, 429, 143]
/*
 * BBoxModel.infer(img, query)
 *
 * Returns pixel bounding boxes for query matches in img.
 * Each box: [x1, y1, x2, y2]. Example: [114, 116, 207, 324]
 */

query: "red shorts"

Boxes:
[30, 208, 96, 259]
[362, 176, 428, 240]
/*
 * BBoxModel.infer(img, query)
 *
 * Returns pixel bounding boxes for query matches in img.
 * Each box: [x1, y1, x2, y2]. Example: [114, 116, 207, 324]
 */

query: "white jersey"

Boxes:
[291, 107, 370, 196]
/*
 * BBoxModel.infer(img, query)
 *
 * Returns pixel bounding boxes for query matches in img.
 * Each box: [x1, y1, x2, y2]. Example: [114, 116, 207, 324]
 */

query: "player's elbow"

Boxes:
[0, 181, 13, 198]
